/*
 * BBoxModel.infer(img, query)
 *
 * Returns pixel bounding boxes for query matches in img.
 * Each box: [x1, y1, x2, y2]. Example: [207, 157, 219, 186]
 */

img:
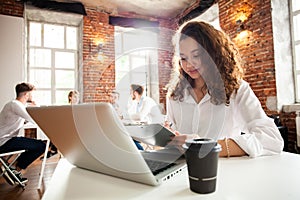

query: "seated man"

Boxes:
[0, 82, 46, 185]
[127, 84, 164, 124]
[127, 84, 164, 150]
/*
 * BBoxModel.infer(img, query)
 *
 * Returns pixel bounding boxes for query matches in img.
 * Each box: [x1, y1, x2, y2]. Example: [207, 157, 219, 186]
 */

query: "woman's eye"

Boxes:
[192, 54, 201, 58]
[179, 58, 187, 66]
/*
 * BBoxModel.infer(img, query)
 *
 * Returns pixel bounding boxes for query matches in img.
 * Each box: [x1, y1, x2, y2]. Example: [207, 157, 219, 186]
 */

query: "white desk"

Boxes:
[42, 152, 300, 200]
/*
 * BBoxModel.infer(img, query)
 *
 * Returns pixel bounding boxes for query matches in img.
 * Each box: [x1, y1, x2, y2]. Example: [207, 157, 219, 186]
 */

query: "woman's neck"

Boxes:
[194, 77, 205, 89]
[190, 77, 207, 104]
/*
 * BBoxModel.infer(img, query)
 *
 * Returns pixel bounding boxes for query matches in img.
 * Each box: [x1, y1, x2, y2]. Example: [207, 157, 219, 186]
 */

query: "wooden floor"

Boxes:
[0, 154, 60, 200]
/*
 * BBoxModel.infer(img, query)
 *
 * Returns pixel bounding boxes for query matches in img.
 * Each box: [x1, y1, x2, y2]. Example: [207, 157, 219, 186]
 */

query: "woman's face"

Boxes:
[179, 37, 204, 80]
[70, 93, 79, 104]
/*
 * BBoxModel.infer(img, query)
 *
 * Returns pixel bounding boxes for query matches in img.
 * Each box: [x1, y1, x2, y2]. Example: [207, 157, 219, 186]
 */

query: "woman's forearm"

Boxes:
[218, 138, 247, 157]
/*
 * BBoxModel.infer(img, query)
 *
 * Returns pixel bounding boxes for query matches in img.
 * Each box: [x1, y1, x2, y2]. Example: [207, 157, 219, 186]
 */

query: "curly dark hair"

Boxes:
[167, 21, 244, 105]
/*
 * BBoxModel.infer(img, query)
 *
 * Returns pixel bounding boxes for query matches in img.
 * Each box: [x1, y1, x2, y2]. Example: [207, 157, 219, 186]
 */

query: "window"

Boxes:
[25, 7, 82, 105]
[114, 27, 159, 110]
[27, 21, 78, 105]
[291, 0, 300, 102]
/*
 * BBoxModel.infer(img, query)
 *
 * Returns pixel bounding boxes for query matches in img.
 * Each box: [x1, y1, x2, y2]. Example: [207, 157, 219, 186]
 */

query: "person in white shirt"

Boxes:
[109, 90, 123, 119]
[0, 83, 46, 185]
[127, 84, 164, 124]
[68, 90, 80, 105]
[127, 84, 165, 150]
[165, 21, 284, 158]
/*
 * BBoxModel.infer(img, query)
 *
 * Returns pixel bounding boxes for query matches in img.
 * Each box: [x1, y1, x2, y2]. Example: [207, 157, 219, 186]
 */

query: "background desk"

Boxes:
[42, 152, 300, 200]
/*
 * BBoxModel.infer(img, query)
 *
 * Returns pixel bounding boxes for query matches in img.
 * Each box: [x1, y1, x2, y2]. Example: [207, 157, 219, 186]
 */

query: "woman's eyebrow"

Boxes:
[180, 48, 199, 56]
[191, 49, 201, 54]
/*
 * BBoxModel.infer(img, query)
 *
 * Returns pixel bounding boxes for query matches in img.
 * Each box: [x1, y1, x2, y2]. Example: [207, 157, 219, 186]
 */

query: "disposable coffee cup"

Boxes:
[183, 138, 222, 194]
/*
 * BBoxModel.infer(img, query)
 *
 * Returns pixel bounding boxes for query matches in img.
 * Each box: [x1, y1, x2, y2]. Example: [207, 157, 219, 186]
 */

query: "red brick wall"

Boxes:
[280, 112, 297, 152]
[219, 0, 276, 115]
[218, 0, 297, 152]
[157, 20, 177, 111]
[82, 8, 115, 103]
[0, 0, 23, 17]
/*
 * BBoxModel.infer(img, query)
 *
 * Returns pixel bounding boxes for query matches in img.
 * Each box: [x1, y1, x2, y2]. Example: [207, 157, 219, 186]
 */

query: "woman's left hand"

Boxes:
[168, 131, 188, 146]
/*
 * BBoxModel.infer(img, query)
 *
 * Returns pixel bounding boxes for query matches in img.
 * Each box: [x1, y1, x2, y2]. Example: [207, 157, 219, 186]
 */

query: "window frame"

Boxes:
[114, 26, 159, 109]
[25, 7, 83, 105]
[290, 0, 300, 102]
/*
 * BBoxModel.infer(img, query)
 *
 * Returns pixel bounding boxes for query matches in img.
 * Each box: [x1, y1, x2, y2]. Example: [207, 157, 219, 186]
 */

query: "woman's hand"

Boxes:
[164, 121, 173, 130]
[169, 131, 188, 147]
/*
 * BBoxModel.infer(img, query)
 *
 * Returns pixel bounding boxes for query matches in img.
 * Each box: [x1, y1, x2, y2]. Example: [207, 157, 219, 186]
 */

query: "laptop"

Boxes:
[27, 103, 186, 186]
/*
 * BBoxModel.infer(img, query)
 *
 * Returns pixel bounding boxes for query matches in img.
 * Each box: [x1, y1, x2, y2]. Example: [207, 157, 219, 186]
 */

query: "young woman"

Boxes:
[166, 21, 283, 157]
[68, 90, 80, 105]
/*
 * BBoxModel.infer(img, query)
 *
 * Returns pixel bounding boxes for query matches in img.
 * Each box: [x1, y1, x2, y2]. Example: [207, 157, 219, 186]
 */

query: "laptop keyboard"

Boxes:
[144, 159, 176, 175]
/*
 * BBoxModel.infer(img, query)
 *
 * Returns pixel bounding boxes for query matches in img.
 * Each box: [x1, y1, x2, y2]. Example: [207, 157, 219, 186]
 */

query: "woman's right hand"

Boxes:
[164, 121, 173, 130]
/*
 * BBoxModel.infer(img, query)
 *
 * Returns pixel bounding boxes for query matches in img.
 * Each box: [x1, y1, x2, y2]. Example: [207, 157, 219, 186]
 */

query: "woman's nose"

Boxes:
[186, 59, 196, 68]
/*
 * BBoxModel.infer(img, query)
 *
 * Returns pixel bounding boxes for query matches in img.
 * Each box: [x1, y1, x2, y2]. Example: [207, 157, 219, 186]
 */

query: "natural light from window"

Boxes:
[28, 21, 78, 105]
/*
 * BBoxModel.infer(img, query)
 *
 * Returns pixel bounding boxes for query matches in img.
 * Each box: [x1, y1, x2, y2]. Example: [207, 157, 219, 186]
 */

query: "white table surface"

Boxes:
[42, 152, 300, 200]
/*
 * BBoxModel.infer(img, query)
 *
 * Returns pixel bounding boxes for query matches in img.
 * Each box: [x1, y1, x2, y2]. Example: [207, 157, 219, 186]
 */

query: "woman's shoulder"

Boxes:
[237, 79, 251, 92]
[234, 79, 258, 101]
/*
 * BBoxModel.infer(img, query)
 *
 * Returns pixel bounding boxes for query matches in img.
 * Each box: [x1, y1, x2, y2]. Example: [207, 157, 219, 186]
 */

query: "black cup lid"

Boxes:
[183, 138, 222, 152]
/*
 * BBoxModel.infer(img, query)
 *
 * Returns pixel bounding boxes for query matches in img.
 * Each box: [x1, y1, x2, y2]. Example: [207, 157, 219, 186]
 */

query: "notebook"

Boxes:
[124, 123, 175, 147]
[27, 103, 186, 186]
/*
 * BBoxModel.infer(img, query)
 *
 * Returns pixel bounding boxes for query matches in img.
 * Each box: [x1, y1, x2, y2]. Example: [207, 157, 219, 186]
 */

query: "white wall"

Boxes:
[0, 14, 25, 109]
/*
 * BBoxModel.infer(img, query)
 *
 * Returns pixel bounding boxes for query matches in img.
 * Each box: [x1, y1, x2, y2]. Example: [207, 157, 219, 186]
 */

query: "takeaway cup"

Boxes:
[183, 138, 222, 194]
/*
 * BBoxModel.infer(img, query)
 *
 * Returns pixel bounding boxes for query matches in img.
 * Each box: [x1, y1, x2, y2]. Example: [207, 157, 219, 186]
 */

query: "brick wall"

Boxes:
[0, 0, 23, 17]
[157, 20, 177, 110]
[280, 112, 297, 152]
[219, 0, 276, 114]
[82, 8, 115, 103]
[218, 0, 297, 152]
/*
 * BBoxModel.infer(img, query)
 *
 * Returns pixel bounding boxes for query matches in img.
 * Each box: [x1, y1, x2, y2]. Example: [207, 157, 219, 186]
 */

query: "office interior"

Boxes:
[0, 0, 300, 194]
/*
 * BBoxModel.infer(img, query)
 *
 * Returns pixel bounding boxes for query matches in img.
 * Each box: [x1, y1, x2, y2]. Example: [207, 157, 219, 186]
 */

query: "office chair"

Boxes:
[0, 150, 26, 188]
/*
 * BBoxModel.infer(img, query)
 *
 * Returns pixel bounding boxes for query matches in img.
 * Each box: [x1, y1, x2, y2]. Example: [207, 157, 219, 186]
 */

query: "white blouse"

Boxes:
[166, 80, 284, 157]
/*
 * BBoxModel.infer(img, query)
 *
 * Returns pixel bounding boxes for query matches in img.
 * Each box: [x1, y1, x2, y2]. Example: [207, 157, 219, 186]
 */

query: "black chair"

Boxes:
[269, 115, 289, 151]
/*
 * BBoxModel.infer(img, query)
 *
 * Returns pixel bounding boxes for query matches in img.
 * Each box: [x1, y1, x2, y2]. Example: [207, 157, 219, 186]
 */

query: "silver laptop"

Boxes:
[27, 103, 186, 186]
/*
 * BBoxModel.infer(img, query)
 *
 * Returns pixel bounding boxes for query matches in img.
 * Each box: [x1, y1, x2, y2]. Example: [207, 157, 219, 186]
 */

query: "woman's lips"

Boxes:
[189, 68, 200, 73]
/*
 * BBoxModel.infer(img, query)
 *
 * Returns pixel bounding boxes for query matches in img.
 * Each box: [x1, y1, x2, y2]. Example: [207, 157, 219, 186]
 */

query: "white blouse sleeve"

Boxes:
[232, 81, 284, 157]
